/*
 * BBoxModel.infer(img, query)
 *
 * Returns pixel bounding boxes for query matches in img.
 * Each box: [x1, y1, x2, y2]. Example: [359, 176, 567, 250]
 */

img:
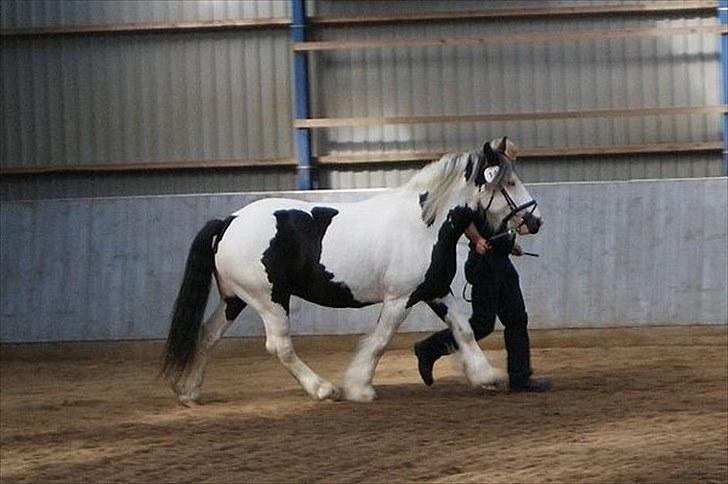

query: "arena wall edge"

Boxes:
[1, 177, 726, 343]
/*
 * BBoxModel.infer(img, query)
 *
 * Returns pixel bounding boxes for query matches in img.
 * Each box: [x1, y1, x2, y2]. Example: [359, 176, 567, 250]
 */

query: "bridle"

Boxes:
[481, 169, 538, 235]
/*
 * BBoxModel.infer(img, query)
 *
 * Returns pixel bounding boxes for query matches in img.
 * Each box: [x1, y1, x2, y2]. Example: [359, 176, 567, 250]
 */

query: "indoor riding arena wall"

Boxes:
[1, 177, 726, 344]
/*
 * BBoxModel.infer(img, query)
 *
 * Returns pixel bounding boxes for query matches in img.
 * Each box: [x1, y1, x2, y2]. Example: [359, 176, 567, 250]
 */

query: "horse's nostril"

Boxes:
[527, 217, 542, 234]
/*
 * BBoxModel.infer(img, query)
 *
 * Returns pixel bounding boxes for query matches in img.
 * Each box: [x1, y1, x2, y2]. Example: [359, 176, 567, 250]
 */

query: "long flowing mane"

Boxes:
[403, 150, 482, 225]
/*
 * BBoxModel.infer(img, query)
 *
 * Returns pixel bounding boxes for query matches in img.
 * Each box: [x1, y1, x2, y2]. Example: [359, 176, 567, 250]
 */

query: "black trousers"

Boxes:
[421, 252, 533, 384]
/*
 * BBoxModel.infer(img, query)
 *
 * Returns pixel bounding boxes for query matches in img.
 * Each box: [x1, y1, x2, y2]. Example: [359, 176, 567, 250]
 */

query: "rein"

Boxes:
[482, 186, 538, 235]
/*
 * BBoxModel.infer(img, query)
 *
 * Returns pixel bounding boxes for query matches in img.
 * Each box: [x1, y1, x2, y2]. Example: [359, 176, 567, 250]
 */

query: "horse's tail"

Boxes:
[162, 219, 227, 383]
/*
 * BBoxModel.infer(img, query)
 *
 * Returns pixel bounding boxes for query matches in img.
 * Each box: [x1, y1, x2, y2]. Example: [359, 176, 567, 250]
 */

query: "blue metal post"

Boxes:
[292, 0, 313, 189]
[721, 0, 728, 174]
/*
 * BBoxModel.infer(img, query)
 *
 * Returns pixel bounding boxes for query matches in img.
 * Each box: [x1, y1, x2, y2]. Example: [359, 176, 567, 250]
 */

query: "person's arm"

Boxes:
[464, 222, 489, 256]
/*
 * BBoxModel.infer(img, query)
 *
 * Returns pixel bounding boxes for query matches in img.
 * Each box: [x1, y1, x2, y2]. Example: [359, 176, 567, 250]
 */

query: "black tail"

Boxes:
[162, 219, 227, 383]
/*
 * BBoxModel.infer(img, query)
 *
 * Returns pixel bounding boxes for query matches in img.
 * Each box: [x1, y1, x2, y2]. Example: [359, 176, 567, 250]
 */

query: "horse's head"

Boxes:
[472, 137, 543, 235]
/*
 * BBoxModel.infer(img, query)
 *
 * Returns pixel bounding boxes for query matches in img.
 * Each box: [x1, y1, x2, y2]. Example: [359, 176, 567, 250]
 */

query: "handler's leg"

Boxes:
[414, 277, 499, 385]
[344, 297, 410, 402]
[498, 262, 551, 392]
[416, 292, 507, 388]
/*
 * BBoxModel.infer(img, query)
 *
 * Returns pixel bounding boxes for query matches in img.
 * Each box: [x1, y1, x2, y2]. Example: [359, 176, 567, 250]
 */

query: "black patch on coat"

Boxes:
[419, 192, 436, 227]
[212, 215, 237, 253]
[464, 157, 474, 181]
[224, 297, 246, 320]
[419, 192, 428, 207]
[427, 301, 449, 320]
[261, 207, 368, 313]
[406, 205, 475, 308]
[473, 150, 490, 187]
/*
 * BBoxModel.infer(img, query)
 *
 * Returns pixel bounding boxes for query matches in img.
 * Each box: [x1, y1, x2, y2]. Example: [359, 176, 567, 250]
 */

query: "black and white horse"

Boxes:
[162, 137, 542, 404]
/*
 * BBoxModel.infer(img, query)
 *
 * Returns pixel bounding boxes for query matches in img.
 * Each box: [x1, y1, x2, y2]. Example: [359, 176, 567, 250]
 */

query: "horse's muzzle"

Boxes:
[521, 212, 542, 234]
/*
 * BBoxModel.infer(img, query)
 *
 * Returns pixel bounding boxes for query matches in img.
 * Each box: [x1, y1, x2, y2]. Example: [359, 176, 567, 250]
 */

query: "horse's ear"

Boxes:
[497, 136, 508, 152]
[482, 142, 500, 167]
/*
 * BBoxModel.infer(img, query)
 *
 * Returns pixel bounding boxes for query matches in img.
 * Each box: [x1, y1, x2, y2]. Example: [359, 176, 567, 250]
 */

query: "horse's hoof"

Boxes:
[316, 381, 343, 401]
[344, 385, 377, 403]
[488, 367, 509, 384]
[467, 366, 508, 388]
[177, 390, 201, 407]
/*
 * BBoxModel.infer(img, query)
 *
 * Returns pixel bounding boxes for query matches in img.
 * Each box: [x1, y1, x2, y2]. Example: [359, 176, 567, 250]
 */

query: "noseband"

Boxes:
[482, 184, 538, 235]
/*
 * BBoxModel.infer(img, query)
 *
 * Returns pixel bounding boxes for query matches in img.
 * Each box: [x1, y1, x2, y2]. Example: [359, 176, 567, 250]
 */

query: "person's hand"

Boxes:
[511, 243, 524, 256]
[475, 238, 490, 255]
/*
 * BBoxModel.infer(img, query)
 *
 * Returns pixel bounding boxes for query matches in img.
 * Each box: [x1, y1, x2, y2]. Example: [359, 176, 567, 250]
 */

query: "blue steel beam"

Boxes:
[292, 0, 313, 190]
[721, 0, 728, 174]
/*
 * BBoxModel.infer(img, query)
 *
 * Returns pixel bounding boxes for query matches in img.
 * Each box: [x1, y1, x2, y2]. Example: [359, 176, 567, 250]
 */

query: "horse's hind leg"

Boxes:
[256, 298, 341, 401]
[175, 298, 244, 406]
[344, 297, 410, 402]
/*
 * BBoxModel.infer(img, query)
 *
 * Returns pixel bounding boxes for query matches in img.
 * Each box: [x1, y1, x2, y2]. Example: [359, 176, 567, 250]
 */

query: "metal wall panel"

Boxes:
[1, 30, 293, 170]
[311, 15, 721, 153]
[309, 1, 722, 184]
[0, 0, 290, 29]
[320, 152, 724, 188]
[1, 0, 723, 199]
[1, 178, 726, 343]
[0, 169, 297, 201]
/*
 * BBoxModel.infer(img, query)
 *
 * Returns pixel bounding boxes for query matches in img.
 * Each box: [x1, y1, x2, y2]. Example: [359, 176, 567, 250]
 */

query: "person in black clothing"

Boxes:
[414, 206, 552, 393]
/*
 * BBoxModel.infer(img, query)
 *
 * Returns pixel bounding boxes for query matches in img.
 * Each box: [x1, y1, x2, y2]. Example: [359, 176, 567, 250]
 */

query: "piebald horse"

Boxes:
[162, 137, 542, 404]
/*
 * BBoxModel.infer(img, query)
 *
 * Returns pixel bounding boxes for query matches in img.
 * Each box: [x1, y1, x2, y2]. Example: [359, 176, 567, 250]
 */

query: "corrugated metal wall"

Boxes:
[1, 31, 292, 165]
[2, 179, 726, 343]
[0, 0, 290, 29]
[309, 1, 723, 186]
[319, 152, 725, 189]
[0, 0, 724, 199]
[0, 169, 297, 201]
[0, 0, 296, 199]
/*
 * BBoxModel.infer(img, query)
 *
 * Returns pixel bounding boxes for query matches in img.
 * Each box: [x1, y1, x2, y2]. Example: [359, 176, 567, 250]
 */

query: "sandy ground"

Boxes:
[1, 334, 727, 483]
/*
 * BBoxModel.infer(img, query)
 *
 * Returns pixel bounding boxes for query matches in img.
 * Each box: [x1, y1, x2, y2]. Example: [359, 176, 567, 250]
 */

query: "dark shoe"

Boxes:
[414, 341, 437, 386]
[510, 377, 552, 393]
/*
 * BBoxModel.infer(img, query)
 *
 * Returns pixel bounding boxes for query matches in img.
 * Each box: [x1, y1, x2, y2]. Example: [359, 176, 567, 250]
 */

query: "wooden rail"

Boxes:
[295, 25, 727, 52]
[295, 106, 728, 129]
[309, 0, 718, 26]
[310, 1, 718, 26]
[2, 143, 721, 174]
[1, 2, 717, 38]
[0, 17, 291, 37]
[0, 158, 297, 175]
[315, 142, 724, 165]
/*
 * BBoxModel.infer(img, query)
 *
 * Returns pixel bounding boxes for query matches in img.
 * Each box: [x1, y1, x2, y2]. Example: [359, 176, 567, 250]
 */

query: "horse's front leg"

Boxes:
[430, 293, 508, 388]
[343, 297, 410, 402]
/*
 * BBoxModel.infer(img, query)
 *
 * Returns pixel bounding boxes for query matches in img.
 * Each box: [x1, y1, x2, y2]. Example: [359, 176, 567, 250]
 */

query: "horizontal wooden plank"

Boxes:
[295, 106, 728, 129]
[315, 142, 724, 165]
[310, 1, 718, 26]
[294, 24, 727, 51]
[0, 17, 291, 37]
[0, 158, 298, 175]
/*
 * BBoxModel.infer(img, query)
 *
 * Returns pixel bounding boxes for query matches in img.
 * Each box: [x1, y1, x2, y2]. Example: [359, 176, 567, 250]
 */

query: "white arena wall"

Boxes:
[1, 177, 726, 343]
